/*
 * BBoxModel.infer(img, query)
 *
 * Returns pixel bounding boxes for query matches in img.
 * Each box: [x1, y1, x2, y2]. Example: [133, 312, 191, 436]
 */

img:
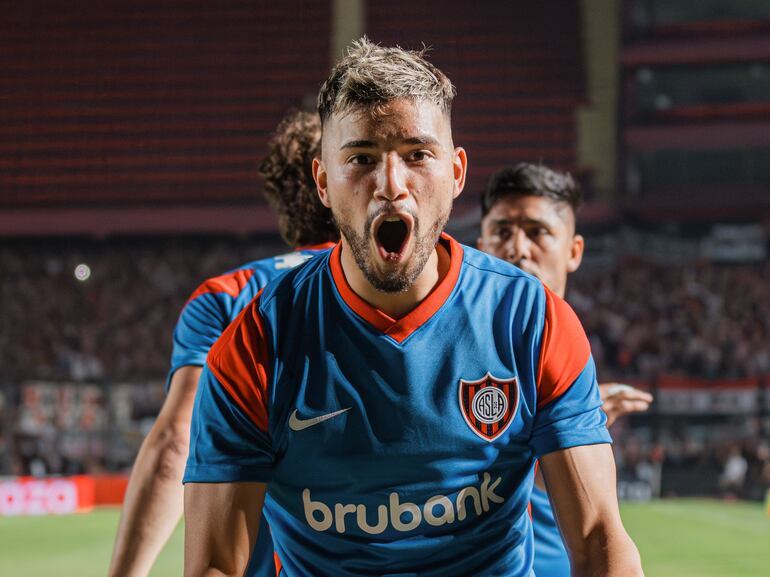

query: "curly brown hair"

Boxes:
[259, 110, 338, 247]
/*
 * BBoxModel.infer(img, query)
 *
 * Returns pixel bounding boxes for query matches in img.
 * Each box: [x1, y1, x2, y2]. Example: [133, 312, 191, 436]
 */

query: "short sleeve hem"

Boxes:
[531, 426, 612, 459]
[183, 464, 274, 484]
[165, 356, 207, 392]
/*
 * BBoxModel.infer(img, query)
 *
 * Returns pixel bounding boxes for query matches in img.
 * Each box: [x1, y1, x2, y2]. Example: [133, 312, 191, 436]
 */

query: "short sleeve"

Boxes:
[166, 269, 256, 390]
[183, 293, 275, 483]
[166, 293, 230, 389]
[529, 286, 610, 457]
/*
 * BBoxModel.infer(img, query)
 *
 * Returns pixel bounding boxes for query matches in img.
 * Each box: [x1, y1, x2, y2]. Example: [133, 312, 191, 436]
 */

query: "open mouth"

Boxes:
[374, 214, 412, 262]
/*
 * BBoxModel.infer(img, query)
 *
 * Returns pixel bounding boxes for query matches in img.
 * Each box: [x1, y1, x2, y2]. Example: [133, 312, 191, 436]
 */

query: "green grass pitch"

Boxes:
[0, 499, 768, 576]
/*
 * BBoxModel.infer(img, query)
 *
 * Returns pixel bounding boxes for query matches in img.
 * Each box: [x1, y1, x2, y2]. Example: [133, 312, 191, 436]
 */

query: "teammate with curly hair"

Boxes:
[108, 110, 337, 577]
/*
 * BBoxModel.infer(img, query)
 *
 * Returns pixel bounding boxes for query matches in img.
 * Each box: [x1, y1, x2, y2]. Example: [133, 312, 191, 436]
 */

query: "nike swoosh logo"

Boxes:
[289, 407, 351, 431]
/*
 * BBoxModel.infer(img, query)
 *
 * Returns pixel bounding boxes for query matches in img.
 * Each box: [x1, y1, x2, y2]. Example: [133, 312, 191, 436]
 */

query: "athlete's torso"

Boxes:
[262, 241, 542, 577]
[187, 235, 609, 577]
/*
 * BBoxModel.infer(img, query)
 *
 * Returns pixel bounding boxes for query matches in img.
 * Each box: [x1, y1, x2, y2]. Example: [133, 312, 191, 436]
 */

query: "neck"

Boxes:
[340, 240, 450, 319]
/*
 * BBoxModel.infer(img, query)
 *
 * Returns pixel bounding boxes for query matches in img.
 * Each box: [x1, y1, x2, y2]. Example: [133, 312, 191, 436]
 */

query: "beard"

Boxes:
[335, 205, 450, 294]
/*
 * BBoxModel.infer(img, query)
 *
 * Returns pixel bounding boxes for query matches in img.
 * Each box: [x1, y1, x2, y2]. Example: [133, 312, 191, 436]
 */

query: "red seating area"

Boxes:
[2, 2, 586, 218]
[1, 1, 331, 207]
[367, 0, 586, 199]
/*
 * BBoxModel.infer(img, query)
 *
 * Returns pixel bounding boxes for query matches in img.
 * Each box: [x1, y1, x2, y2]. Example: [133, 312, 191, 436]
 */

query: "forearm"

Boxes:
[542, 445, 644, 577]
[189, 567, 245, 577]
[110, 365, 200, 577]
[185, 556, 251, 577]
[109, 429, 187, 577]
[184, 482, 265, 577]
[571, 526, 643, 577]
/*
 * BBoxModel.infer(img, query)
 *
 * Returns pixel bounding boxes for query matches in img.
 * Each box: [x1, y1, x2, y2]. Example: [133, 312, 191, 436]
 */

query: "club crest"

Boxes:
[458, 373, 518, 442]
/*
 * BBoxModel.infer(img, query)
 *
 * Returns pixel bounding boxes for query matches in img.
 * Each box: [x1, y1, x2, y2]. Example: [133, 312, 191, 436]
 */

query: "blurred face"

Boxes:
[477, 194, 583, 297]
[314, 98, 466, 292]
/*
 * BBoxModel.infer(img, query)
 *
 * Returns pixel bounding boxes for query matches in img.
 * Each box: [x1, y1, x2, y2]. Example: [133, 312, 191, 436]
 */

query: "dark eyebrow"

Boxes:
[403, 136, 440, 147]
[492, 217, 550, 228]
[340, 140, 377, 150]
[340, 136, 440, 150]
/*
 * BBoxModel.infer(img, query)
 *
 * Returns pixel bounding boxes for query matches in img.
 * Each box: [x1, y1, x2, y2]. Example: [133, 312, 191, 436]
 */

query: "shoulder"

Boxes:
[460, 244, 541, 285]
[258, 248, 332, 310]
[185, 254, 284, 303]
[536, 284, 592, 407]
[459, 243, 546, 305]
[184, 249, 324, 309]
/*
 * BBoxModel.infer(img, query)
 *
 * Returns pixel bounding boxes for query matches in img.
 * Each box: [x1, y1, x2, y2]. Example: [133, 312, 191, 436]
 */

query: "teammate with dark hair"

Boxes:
[108, 110, 337, 577]
[479, 162, 653, 577]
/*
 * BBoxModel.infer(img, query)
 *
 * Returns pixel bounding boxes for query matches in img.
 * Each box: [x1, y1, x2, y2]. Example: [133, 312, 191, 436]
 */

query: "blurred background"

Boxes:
[1, 0, 769, 575]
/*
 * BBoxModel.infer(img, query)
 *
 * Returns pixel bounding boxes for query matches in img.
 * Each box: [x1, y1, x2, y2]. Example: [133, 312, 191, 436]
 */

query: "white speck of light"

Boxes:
[74, 263, 91, 282]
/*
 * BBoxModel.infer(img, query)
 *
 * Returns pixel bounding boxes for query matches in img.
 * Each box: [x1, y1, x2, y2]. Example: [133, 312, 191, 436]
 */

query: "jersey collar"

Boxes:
[329, 232, 463, 343]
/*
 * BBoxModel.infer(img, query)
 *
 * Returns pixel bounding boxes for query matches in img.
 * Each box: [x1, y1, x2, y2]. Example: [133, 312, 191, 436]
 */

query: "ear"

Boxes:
[313, 157, 331, 208]
[452, 147, 467, 199]
[566, 234, 584, 273]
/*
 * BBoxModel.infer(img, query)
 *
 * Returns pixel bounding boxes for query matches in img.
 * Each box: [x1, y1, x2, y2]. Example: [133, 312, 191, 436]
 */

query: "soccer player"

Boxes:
[108, 110, 338, 577]
[184, 38, 644, 577]
[478, 163, 653, 576]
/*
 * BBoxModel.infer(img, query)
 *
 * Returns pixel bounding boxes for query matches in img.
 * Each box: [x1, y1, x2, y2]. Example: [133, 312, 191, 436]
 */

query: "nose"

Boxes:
[506, 228, 531, 264]
[373, 151, 409, 202]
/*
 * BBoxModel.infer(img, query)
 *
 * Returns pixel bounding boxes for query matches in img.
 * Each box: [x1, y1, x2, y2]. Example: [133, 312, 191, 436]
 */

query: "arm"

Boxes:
[184, 296, 276, 575]
[109, 366, 202, 577]
[599, 384, 653, 427]
[533, 383, 653, 492]
[540, 444, 644, 577]
[184, 482, 266, 577]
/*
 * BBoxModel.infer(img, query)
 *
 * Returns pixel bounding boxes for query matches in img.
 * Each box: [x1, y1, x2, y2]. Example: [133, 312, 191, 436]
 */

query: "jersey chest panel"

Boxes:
[265, 285, 539, 543]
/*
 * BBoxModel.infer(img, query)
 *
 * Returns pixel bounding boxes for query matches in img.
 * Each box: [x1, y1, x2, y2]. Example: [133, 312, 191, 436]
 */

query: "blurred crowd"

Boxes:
[1, 238, 282, 382]
[568, 257, 770, 380]
[1, 237, 769, 491]
[2, 239, 768, 383]
[612, 428, 770, 502]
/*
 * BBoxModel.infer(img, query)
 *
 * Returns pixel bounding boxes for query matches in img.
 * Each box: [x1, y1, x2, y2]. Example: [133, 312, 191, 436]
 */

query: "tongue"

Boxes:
[378, 220, 407, 254]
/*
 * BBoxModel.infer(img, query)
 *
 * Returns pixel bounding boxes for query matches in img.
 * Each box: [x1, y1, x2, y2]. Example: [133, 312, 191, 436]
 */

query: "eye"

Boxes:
[348, 154, 374, 166]
[495, 228, 511, 241]
[528, 227, 549, 239]
[406, 149, 432, 162]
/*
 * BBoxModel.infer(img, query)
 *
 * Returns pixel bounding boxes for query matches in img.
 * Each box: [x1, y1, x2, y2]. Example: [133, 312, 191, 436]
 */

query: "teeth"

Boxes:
[384, 216, 401, 222]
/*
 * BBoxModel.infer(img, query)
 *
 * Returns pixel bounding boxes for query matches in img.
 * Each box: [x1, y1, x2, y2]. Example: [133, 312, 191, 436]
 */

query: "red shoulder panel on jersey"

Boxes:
[295, 241, 337, 251]
[535, 284, 591, 408]
[207, 290, 270, 432]
[186, 268, 255, 305]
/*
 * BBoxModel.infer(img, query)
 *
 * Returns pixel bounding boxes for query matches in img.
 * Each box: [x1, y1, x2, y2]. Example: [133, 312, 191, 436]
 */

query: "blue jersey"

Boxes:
[185, 234, 610, 577]
[170, 243, 334, 577]
[169, 245, 335, 387]
[531, 485, 570, 577]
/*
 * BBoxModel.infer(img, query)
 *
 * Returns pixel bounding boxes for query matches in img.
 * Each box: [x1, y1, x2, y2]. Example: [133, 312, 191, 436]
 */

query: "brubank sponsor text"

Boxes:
[303, 472, 504, 534]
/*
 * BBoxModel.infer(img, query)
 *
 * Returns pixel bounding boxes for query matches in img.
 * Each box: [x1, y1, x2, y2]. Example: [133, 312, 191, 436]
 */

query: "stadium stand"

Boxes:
[1, 0, 768, 514]
[1, 235, 768, 503]
[367, 0, 586, 201]
[569, 257, 770, 380]
[0, 0, 330, 208]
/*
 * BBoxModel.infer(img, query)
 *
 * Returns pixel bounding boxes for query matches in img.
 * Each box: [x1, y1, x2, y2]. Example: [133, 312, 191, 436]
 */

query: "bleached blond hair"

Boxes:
[317, 37, 456, 123]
